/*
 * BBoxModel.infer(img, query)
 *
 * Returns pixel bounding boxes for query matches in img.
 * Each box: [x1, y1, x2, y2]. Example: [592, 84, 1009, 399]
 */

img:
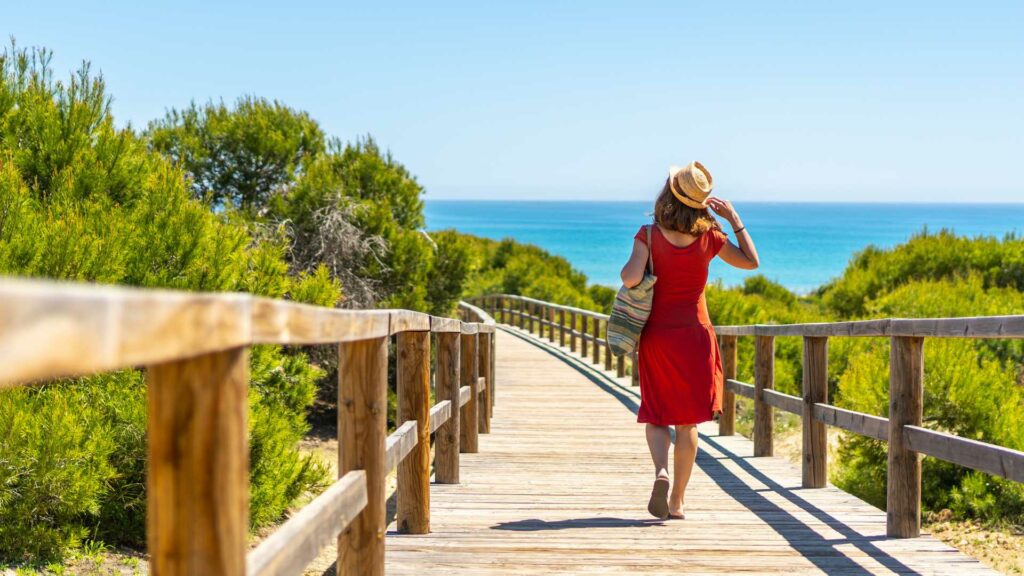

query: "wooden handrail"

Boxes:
[472, 293, 1024, 540]
[0, 279, 500, 575]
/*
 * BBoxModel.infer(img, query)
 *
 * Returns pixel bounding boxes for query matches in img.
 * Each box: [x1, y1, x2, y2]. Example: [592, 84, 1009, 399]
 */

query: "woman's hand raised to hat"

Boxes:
[706, 197, 741, 228]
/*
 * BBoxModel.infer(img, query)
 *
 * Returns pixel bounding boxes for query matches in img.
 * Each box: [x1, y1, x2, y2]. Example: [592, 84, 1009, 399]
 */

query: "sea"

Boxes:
[424, 201, 1024, 294]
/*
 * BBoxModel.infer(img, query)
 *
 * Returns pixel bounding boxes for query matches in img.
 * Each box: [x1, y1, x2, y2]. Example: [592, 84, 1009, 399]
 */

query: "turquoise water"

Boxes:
[424, 201, 1024, 293]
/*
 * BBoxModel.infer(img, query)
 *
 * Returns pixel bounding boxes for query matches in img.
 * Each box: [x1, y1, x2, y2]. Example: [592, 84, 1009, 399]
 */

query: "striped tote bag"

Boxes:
[606, 225, 657, 356]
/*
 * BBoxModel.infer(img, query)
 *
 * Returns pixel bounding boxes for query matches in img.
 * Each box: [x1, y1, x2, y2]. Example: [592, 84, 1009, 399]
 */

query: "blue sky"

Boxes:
[6, 1, 1023, 202]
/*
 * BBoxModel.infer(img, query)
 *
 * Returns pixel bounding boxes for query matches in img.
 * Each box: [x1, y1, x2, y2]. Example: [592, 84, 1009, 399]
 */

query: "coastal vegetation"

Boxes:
[1, 40, 1022, 569]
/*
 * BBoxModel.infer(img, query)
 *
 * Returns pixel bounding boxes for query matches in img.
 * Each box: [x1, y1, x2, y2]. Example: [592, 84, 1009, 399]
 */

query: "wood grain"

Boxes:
[253, 298, 390, 345]
[569, 311, 577, 352]
[459, 333, 479, 453]
[813, 404, 889, 442]
[719, 335, 738, 436]
[761, 388, 803, 415]
[434, 332, 460, 484]
[887, 336, 924, 538]
[385, 328, 996, 575]
[0, 280, 251, 387]
[479, 332, 492, 434]
[429, 401, 452, 434]
[338, 337, 389, 576]
[246, 471, 367, 576]
[903, 426, 1024, 483]
[754, 335, 775, 457]
[385, 420, 419, 473]
[147, 348, 249, 576]
[396, 331, 431, 534]
[430, 316, 462, 333]
[802, 337, 828, 489]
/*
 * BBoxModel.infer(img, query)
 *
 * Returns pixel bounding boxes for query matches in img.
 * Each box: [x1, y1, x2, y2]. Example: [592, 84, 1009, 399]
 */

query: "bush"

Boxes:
[0, 43, 334, 564]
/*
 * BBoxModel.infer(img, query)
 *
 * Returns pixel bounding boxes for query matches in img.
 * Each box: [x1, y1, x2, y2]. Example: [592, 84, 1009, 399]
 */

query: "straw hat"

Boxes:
[668, 161, 713, 209]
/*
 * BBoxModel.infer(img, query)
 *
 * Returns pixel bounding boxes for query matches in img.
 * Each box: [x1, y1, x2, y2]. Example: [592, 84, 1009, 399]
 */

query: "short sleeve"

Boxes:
[709, 229, 727, 256]
[633, 225, 649, 246]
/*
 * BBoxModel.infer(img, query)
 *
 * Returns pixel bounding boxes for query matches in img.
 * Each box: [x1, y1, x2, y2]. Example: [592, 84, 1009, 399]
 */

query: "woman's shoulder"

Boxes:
[633, 223, 654, 244]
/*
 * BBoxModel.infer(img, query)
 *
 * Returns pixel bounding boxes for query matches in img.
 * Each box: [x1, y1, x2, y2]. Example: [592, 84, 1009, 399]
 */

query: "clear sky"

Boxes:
[6, 1, 1023, 202]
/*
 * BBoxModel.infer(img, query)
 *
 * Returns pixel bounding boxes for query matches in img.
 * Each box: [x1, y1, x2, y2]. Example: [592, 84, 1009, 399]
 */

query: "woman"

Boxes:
[619, 161, 760, 520]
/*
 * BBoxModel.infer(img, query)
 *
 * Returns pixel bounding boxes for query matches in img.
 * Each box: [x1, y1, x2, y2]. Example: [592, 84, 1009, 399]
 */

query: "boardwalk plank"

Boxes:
[386, 327, 996, 575]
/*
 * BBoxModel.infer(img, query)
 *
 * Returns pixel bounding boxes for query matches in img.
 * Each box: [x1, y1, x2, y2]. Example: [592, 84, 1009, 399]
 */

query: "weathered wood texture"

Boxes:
[459, 333, 479, 454]
[429, 401, 452, 434]
[802, 337, 828, 488]
[0, 281, 250, 386]
[338, 337, 388, 576]
[396, 331, 431, 534]
[385, 329, 996, 575]
[887, 336, 924, 538]
[384, 420, 419, 473]
[754, 335, 775, 457]
[761, 388, 803, 415]
[813, 404, 890, 442]
[147, 348, 249, 576]
[726, 379, 756, 399]
[904, 426, 1024, 483]
[246, 472, 367, 576]
[434, 332, 460, 484]
[253, 299, 390, 345]
[718, 335, 738, 436]
[478, 332, 492, 434]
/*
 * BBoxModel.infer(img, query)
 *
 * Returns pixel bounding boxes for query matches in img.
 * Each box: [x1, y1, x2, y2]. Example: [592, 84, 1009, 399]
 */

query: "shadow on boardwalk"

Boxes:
[500, 327, 921, 576]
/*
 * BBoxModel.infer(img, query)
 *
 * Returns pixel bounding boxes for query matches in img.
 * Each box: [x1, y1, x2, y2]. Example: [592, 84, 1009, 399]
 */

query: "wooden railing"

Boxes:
[474, 294, 1024, 539]
[0, 279, 496, 576]
[476, 294, 640, 384]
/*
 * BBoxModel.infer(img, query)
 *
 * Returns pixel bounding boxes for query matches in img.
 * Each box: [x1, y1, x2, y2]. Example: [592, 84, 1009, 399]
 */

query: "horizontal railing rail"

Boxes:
[0, 279, 497, 576]
[473, 293, 1024, 539]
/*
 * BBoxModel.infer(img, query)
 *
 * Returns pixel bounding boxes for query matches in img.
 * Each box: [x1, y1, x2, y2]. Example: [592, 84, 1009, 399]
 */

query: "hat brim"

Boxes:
[668, 166, 710, 209]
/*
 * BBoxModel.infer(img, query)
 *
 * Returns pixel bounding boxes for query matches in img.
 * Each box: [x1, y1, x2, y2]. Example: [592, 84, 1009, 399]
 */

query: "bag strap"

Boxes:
[645, 225, 655, 275]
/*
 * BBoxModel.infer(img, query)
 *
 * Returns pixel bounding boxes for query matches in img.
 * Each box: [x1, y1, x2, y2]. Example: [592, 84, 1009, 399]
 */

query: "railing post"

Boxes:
[616, 354, 625, 377]
[570, 311, 577, 352]
[754, 335, 775, 457]
[592, 317, 600, 364]
[478, 331, 492, 434]
[559, 308, 566, 347]
[802, 336, 828, 488]
[338, 336, 388, 576]
[887, 336, 924, 538]
[460, 332, 479, 453]
[581, 316, 589, 357]
[490, 331, 497, 414]
[435, 332, 460, 484]
[718, 335, 737, 436]
[604, 320, 613, 371]
[527, 302, 535, 334]
[147, 348, 249, 576]
[631, 350, 640, 386]
[396, 330, 431, 534]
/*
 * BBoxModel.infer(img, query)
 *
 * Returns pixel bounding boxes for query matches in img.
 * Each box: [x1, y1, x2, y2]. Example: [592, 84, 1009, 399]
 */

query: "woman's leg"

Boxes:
[645, 424, 671, 479]
[670, 425, 699, 514]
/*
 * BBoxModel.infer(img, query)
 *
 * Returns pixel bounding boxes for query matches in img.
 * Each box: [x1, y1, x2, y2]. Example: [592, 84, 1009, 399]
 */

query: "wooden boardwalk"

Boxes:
[385, 326, 996, 575]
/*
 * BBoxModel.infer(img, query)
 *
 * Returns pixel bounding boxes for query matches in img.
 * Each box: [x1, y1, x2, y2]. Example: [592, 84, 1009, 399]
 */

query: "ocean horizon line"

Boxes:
[426, 198, 1024, 206]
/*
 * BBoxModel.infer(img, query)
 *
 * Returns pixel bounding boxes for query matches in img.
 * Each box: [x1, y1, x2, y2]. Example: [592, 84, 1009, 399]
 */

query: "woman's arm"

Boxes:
[706, 198, 760, 270]
[620, 237, 650, 288]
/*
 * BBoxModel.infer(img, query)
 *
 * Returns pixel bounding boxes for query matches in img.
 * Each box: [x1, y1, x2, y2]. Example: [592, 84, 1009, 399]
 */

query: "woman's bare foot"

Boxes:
[668, 490, 685, 519]
[668, 502, 685, 519]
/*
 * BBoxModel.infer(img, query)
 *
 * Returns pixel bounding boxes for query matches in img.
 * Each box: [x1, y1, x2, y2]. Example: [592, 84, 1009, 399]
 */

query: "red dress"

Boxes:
[635, 225, 727, 426]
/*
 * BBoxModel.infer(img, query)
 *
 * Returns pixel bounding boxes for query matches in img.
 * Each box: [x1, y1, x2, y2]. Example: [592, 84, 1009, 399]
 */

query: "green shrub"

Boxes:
[0, 43, 335, 564]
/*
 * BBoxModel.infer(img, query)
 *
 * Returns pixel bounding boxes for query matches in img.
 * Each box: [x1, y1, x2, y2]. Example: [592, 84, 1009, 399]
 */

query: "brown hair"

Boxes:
[653, 179, 721, 235]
